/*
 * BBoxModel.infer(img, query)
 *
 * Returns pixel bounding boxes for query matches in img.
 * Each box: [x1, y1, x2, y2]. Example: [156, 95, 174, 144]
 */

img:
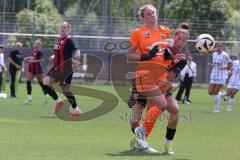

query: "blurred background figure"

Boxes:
[175, 55, 197, 104]
[208, 42, 232, 113]
[0, 44, 7, 98]
[220, 52, 240, 112]
[8, 42, 24, 97]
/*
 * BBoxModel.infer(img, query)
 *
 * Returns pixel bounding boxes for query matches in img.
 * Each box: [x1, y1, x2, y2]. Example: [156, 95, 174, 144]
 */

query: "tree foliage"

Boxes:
[15, 0, 62, 48]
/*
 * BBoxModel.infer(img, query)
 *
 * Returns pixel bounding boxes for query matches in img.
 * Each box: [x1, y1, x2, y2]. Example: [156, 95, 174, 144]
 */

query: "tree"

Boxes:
[165, 0, 231, 39]
[15, 0, 62, 48]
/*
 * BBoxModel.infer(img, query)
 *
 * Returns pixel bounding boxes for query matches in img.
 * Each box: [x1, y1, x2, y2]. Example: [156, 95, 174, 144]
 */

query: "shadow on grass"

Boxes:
[38, 116, 57, 119]
[106, 150, 191, 160]
[106, 150, 167, 157]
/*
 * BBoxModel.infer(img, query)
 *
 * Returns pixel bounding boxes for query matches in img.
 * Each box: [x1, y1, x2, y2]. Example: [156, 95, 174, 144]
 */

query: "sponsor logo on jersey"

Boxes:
[160, 34, 166, 39]
[144, 31, 150, 38]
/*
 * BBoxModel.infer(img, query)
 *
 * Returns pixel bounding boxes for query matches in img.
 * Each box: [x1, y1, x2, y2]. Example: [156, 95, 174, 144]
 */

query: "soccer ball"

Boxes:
[195, 34, 215, 53]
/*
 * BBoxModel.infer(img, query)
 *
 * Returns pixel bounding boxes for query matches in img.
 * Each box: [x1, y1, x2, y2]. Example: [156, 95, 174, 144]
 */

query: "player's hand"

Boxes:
[49, 55, 55, 62]
[140, 46, 158, 61]
[168, 54, 187, 77]
[208, 63, 213, 67]
[164, 47, 172, 60]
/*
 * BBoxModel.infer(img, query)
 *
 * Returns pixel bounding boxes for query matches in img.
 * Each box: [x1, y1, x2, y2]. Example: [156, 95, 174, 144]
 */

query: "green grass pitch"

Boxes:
[0, 83, 240, 160]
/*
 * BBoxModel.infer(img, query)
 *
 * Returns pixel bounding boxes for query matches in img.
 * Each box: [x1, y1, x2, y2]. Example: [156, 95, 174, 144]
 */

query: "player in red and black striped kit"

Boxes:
[43, 21, 81, 117]
[24, 39, 48, 104]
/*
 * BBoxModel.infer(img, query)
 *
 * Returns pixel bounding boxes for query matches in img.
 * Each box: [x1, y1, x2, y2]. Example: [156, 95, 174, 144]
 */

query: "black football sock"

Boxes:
[42, 85, 58, 100]
[63, 92, 77, 108]
[27, 81, 32, 95]
[166, 127, 176, 140]
[39, 81, 48, 95]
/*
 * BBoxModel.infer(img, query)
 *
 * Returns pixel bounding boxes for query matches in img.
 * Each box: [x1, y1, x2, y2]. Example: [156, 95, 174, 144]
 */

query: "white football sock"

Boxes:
[166, 138, 173, 145]
[28, 95, 32, 100]
[227, 98, 234, 109]
[214, 95, 220, 111]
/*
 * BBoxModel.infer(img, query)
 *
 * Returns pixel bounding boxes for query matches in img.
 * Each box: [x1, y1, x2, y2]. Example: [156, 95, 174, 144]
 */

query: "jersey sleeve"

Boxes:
[225, 53, 232, 62]
[129, 29, 139, 48]
[68, 38, 77, 51]
[165, 27, 171, 38]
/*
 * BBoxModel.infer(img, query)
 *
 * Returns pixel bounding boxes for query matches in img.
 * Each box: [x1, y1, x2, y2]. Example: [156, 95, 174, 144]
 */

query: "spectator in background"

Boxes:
[8, 42, 24, 97]
[0, 44, 7, 93]
[175, 55, 197, 104]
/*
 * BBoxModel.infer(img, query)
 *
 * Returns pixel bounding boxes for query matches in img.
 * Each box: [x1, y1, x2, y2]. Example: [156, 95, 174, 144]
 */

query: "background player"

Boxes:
[42, 21, 81, 117]
[220, 52, 240, 112]
[208, 42, 232, 113]
[24, 39, 48, 104]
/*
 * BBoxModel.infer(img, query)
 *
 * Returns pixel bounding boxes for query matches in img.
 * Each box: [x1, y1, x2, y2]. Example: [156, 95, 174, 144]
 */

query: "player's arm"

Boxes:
[226, 61, 233, 70]
[167, 53, 187, 80]
[21, 60, 24, 72]
[128, 45, 158, 61]
[8, 57, 20, 69]
[24, 56, 31, 61]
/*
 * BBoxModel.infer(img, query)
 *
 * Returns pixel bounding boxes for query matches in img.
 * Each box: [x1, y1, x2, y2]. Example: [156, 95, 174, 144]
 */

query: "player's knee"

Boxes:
[43, 77, 50, 86]
[130, 121, 139, 130]
[208, 90, 213, 95]
[61, 86, 70, 93]
[167, 105, 179, 114]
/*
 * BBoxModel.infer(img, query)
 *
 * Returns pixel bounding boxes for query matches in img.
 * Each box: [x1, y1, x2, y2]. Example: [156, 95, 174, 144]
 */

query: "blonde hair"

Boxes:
[137, 4, 157, 19]
[35, 39, 42, 46]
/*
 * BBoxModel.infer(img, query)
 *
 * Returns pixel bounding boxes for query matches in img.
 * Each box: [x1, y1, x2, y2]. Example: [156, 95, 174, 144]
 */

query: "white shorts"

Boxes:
[210, 78, 226, 85]
[227, 81, 240, 90]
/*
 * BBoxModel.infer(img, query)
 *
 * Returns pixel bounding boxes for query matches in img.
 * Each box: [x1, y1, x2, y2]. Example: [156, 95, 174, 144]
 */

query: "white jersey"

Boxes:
[210, 51, 231, 84]
[0, 53, 4, 72]
[227, 60, 240, 89]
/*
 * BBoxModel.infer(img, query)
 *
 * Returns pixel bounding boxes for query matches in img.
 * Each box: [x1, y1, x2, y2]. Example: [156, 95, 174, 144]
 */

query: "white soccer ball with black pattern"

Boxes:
[195, 34, 215, 53]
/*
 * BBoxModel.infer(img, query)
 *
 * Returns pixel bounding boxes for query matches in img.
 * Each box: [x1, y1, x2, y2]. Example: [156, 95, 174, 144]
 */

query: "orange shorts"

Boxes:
[135, 63, 167, 94]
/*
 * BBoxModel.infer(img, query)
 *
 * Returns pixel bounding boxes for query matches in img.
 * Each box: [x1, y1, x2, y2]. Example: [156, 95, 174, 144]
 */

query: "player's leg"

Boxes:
[24, 72, 34, 104]
[0, 71, 2, 93]
[127, 83, 146, 133]
[226, 88, 238, 112]
[175, 80, 185, 103]
[130, 103, 145, 133]
[184, 77, 193, 103]
[212, 84, 222, 113]
[43, 74, 63, 113]
[36, 73, 48, 104]
[10, 70, 16, 97]
[208, 83, 215, 95]
[134, 89, 167, 149]
[164, 95, 179, 155]
[60, 73, 81, 117]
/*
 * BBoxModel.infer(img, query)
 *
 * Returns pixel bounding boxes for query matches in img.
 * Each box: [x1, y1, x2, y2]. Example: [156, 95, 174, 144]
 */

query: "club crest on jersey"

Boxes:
[160, 34, 166, 39]
[60, 40, 65, 44]
[144, 32, 150, 38]
[54, 44, 60, 50]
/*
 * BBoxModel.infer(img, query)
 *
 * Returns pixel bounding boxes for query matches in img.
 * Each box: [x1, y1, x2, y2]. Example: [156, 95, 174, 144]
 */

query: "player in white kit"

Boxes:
[208, 42, 232, 113]
[220, 52, 240, 112]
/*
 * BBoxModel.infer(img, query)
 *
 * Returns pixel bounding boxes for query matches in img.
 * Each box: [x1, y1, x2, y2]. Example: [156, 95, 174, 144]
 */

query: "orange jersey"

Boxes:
[130, 25, 171, 68]
[130, 25, 172, 93]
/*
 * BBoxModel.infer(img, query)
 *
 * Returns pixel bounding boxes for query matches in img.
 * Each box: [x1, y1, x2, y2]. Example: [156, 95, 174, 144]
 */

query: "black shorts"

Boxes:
[128, 80, 147, 108]
[47, 68, 73, 86]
